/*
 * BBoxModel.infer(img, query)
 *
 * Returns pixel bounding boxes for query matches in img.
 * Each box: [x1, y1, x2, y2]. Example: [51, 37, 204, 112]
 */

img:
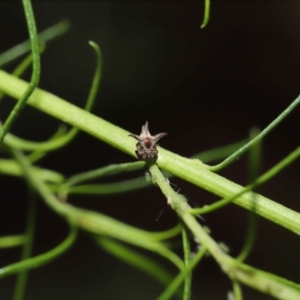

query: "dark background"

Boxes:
[0, 1, 300, 299]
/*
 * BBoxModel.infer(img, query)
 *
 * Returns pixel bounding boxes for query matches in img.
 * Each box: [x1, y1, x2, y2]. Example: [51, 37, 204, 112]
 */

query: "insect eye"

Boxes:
[144, 138, 152, 149]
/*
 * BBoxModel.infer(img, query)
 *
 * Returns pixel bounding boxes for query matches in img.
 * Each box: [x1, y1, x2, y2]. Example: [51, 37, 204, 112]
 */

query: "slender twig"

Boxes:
[0, 223, 77, 279]
[157, 246, 207, 300]
[181, 224, 192, 300]
[190, 146, 300, 216]
[2, 41, 102, 152]
[0, 0, 40, 143]
[0, 20, 69, 67]
[0, 236, 26, 249]
[200, 0, 211, 28]
[66, 161, 144, 187]
[13, 185, 37, 300]
[237, 128, 261, 262]
[208, 95, 300, 172]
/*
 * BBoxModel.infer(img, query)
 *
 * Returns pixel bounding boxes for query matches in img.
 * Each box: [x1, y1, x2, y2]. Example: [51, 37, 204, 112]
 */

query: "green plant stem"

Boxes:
[0, 236, 26, 248]
[232, 280, 243, 300]
[237, 128, 261, 262]
[95, 236, 174, 288]
[181, 224, 192, 300]
[2, 41, 102, 152]
[26, 126, 67, 163]
[0, 20, 69, 68]
[200, 0, 210, 28]
[67, 179, 150, 195]
[149, 164, 300, 300]
[58, 161, 145, 199]
[0, 0, 40, 143]
[66, 161, 144, 186]
[13, 185, 37, 300]
[0, 43, 45, 102]
[0, 223, 77, 279]
[0, 158, 64, 183]
[85, 41, 102, 112]
[208, 96, 300, 172]
[150, 224, 182, 241]
[192, 140, 247, 163]
[0, 71, 135, 154]
[157, 246, 207, 300]
[0, 71, 299, 235]
[190, 146, 300, 217]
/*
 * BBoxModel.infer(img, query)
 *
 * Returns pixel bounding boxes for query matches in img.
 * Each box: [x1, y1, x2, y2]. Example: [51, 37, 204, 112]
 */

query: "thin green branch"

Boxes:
[181, 224, 192, 300]
[39, 40, 103, 151]
[0, 20, 69, 68]
[0, 236, 26, 249]
[0, 158, 64, 183]
[200, 0, 211, 28]
[2, 124, 69, 152]
[208, 95, 300, 172]
[237, 128, 261, 262]
[150, 224, 182, 241]
[192, 140, 247, 163]
[67, 179, 150, 195]
[13, 186, 37, 300]
[59, 161, 145, 200]
[0, 43, 45, 103]
[190, 146, 300, 217]
[95, 237, 174, 288]
[66, 161, 144, 187]
[2, 41, 102, 152]
[232, 280, 243, 300]
[0, 223, 77, 279]
[85, 41, 102, 111]
[0, 0, 40, 143]
[157, 246, 207, 300]
[26, 126, 68, 163]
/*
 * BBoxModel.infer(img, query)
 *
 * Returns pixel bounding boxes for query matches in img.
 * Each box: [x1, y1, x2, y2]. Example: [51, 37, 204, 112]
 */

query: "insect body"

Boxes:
[129, 122, 167, 160]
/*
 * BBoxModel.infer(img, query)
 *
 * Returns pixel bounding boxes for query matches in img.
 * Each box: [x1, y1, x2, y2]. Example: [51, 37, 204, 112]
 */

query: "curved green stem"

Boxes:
[190, 146, 300, 217]
[0, 236, 26, 249]
[200, 0, 210, 28]
[0, 223, 77, 279]
[2, 41, 102, 152]
[0, 0, 40, 143]
[237, 128, 261, 262]
[232, 280, 243, 300]
[66, 161, 144, 187]
[0, 43, 45, 103]
[208, 95, 300, 172]
[67, 179, 150, 195]
[13, 185, 37, 300]
[0, 158, 64, 183]
[0, 20, 69, 68]
[157, 246, 207, 300]
[95, 237, 174, 288]
[181, 224, 192, 300]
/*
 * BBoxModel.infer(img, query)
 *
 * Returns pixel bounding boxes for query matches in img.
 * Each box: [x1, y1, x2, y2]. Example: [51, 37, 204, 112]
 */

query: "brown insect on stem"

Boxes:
[129, 122, 167, 161]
